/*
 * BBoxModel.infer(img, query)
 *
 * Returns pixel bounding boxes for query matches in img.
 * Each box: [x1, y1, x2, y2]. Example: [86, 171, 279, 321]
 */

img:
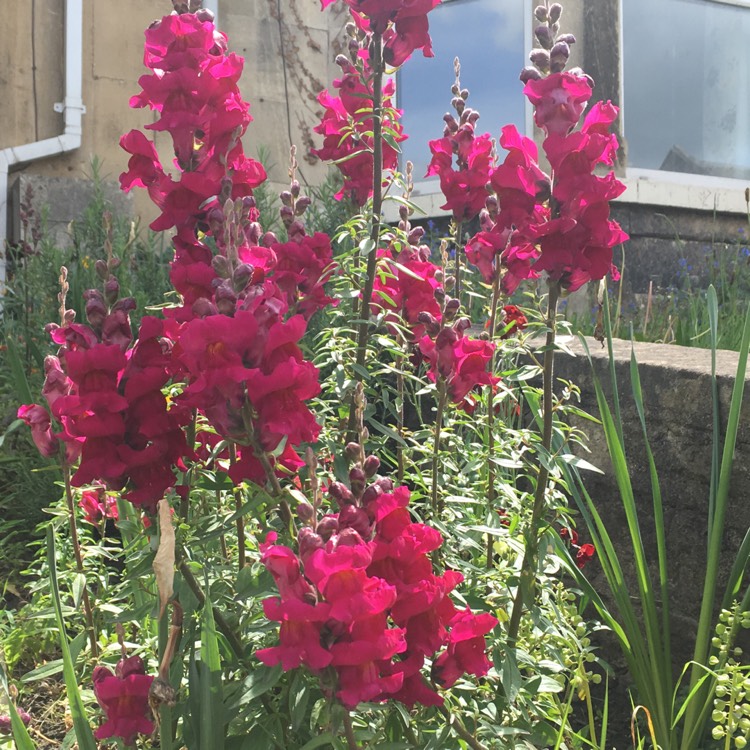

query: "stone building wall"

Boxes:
[0, 0, 345, 242]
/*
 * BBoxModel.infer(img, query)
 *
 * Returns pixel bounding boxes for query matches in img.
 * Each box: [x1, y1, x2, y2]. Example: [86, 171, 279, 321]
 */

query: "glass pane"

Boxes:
[398, 0, 526, 181]
[623, 0, 750, 179]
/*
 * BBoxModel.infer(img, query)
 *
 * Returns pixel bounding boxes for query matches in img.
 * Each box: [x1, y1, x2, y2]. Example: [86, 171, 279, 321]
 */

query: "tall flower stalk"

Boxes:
[463, 0, 626, 637]
[507, 281, 560, 641]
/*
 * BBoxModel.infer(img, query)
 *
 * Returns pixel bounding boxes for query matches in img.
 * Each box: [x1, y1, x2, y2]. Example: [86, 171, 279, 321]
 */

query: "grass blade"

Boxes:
[629, 344, 672, 682]
[682, 295, 750, 749]
[199, 585, 225, 750]
[46, 525, 98, 750]
[4, 335, 34, 405]
[707, 285, 720, 540]
[578, 337, 672, 744]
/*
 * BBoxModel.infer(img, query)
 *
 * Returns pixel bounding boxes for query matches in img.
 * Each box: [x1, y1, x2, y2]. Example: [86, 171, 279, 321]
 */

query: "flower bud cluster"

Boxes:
[257, 447, 497, 708]
[19, 270, 189, 511]
[118, 13, 335, 485]
[426, 61, 496, 222]
[522, 3, 576, 82]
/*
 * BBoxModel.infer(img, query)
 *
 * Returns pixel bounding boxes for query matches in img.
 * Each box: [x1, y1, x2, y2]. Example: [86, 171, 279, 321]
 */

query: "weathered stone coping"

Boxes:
[558, 334, 749, 382]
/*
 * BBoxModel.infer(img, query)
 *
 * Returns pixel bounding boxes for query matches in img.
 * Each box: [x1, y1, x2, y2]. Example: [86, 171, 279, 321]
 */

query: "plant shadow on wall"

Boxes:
[3, 1, 747, 749]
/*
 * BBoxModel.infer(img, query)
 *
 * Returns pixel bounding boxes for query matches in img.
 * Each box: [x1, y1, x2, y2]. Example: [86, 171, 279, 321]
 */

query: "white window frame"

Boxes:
[618, 0, 750, 214]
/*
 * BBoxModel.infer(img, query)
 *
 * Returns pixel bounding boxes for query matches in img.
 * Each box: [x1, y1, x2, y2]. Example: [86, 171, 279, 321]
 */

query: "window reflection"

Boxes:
[398, 0, 526, 181]
[623, 0, 750, 179]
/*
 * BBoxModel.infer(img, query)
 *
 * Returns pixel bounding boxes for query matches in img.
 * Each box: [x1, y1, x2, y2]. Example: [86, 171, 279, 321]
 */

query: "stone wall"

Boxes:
[555, 336, 750, 735]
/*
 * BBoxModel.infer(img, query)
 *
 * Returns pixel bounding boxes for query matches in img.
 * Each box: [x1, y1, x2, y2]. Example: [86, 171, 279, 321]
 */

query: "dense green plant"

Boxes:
[0, 1, 682, 749]
[0, 170, 172, 595]
[565, 289, 750, 749]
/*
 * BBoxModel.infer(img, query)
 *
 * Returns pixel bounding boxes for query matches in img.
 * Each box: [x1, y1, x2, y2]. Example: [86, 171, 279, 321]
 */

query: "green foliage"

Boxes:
[567, 236, 750, 351]
[0, 165, 172, 586]
[567, 288, 750, 749]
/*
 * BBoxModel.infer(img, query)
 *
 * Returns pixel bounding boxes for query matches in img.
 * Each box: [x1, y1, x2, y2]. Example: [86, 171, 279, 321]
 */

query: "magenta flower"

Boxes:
[427, 127, 494, 222]
[524, 71, 592, 137]
[17, 404, 59, 458]
[419, 325, 497, 403]
[312, 60, 406, 205]
[92, 656, 154, 746]
[371, 246, 443, 339]
[432, 609, 498, 688]
[79, 487, 119, 525]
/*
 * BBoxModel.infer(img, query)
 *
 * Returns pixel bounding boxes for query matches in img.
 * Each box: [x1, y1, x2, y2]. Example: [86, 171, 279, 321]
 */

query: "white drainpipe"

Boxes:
[0, 0, 85, 301]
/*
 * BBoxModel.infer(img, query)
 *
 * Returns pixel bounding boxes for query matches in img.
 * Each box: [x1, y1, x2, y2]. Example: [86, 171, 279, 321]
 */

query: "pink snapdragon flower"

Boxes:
[320, 0, 441, 65]
[313, 58, 406, 205]
[92, 656, 154, 746]
[79, 487, 119, 525]
[257, 458, 497, 710]
[419, 322, 498, 404]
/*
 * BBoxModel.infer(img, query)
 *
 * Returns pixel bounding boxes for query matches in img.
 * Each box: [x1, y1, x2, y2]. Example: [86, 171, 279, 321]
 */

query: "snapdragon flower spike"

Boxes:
[265, 158, 338, 320]
[121, 13, 329, 483]
[92, 655, 154, 746]
[19, 269, 189, 511]
[371, 241, 443, 340]
[320, 0, 442, 66]
[426, 64, 496, 222]
[257, 452, 497, 709]
[312, 55, 406, 206]
[465, 1, 627, 293]
[120, 12, 266, 234]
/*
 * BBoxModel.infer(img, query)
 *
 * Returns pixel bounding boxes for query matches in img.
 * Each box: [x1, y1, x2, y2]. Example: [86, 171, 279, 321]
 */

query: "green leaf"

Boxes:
[299, 733, 337, 750]
[46, 526, 98, 750]
[289, 671, 310, 732]
[72, 573, 86, 609]
[21, 659, 64, 683]
[199, 588, 225, 750]
[0, 418, 24, 450]
[557, 454, 604, 474]
[234, 664, 283, 708]
[358, 237, 375, 258]
[501, 649, 522, 702]
[4, 335, 34, 404]
[0, 661, 37, 749]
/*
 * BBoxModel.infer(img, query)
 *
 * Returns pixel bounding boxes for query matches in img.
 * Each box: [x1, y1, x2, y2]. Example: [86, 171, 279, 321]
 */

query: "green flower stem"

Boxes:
[62, 465, 99, 658]
[454, 220, 464, 306]
[397, 356, 405, 484]
[437, 703, 487, 750]
[216, 487, 229, 561]
[431, 380, 449, 515]
[177, 557, 245, 659]
[507, 281, 560, 644]
[343, 712, 359, 750]
[349, 31, 384, 435]
[255, 442, 294, 532]
[241, 402, 293, 530]
[485, 271, 502, 569]
[228, 442, 246, 570]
